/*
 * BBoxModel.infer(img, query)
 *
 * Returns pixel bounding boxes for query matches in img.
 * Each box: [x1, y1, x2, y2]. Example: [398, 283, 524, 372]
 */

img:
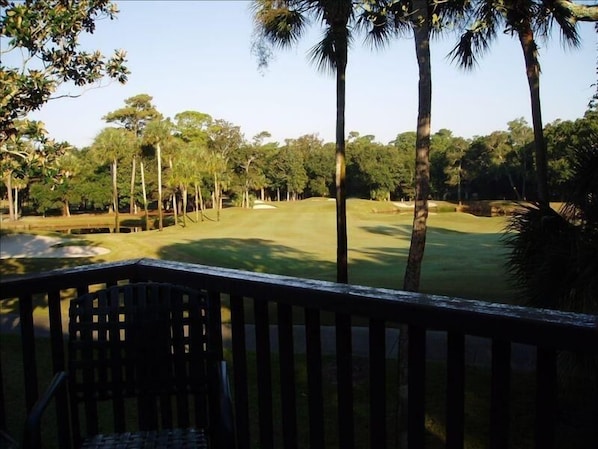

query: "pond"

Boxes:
[55, 227, 144, 234]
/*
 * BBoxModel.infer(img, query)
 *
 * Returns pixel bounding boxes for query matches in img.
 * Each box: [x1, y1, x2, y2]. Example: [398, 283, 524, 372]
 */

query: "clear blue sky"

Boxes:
[23, 0, 597, 147]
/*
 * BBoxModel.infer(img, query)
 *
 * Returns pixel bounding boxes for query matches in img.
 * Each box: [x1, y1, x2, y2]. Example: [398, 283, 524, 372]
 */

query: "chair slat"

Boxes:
[107, 286, 126, 433]
[68, 282, 216, 442]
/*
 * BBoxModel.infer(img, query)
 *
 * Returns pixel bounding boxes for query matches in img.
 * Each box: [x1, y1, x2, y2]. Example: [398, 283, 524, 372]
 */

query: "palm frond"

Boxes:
[561, 132, 598, 225]
[253, 1, 308, 48]
[448, 27, 488, 69]
[504, 134, 598, 314]
[360, 10, 400, 49]
[308, 26, 350, 74]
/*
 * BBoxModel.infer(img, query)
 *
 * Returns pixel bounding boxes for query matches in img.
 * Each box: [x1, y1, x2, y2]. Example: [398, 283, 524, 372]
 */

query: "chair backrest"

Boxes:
[68, 282, 215, 441]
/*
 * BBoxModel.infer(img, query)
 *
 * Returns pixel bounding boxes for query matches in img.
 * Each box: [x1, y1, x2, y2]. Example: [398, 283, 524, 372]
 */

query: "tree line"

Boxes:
[5, 93, 596, 224]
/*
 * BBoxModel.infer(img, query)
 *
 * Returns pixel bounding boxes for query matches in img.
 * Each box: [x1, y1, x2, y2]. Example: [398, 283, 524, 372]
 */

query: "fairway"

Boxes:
[0, 199, 514, 302]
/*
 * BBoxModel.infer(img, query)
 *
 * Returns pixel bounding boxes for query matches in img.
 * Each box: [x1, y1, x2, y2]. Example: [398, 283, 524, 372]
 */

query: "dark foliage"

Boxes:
[504, 133, 598, 313]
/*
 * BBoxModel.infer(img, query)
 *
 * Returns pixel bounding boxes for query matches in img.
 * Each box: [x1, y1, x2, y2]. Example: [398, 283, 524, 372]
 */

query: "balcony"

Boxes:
[1, 258, 597, 449]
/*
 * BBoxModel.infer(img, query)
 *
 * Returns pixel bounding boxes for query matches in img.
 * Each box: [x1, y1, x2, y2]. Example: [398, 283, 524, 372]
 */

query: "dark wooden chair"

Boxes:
[24, 282, 234, 449]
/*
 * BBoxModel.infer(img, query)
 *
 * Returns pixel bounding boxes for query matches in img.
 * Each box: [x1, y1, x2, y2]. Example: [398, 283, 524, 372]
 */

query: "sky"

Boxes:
[10, 0, 598, 147]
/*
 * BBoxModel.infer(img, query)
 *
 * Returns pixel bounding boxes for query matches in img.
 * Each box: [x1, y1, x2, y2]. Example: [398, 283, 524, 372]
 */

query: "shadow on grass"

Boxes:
[0, 256, 103, 278]
[158, 238, 337, 281]
[356, 224, 512, 301]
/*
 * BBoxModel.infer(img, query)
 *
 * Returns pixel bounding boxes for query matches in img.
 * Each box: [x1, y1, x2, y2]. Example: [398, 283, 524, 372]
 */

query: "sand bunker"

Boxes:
[0, 234, 110, 259]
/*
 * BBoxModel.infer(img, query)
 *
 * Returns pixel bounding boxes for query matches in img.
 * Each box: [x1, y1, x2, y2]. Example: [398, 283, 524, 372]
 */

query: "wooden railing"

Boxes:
[1, 258, 597, 449]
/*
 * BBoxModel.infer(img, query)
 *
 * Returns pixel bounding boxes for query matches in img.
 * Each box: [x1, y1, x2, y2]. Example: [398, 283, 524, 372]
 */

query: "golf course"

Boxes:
[1, 198, 515, 304]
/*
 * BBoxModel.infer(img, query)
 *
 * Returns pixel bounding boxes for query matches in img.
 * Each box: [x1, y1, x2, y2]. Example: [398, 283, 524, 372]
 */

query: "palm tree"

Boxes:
[504, 130, 598, 313]
[361, 0, 467, 289]
[359, 2, 468, 444]
[448, 0, 590, 208]
[253, 0, 355, 283]
[144, 119, 175, 231]
[103, 94, 162, 215]
[92, 128, 134, 232]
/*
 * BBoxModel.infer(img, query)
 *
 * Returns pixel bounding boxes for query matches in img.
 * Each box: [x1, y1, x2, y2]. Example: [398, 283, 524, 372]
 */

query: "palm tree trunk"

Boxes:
[5, 173, 15, 221]
[335, 37, 349, 284]
[400, 7, 432, 449]
[140, 160, 149, 230]
[112, 159, 120, 233]
[14, 186, 18, 219]
[518, 24, 549, 208]
[195, 184, 199, 223]
[157, 142, 163, 231]
[182, 185, 188, 227]
[405, 5, 432, 292]
[130, 156, 136, 214]
[198, 183, 205, 222]
[172, 192, 178, 226]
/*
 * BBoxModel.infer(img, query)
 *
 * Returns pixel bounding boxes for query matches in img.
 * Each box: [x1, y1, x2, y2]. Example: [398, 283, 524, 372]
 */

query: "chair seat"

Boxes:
[80, 428, 208, 449]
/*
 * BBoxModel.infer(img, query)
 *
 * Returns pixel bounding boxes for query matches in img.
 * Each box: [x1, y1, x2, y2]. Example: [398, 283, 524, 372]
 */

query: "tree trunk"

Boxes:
[214, 174, 221, 222]
[157, 143, 163, 230]
[195, 184, 200, 222]
[405, 2, 432, 294]
[198, 183, 205, 222]
[140, 160, 149, 230]
[518, 24, 549, 208]
[335, 41, 349, 284]
[63, 199, 70, 217]
[112, 159, 120, 233]
[400, 6, 432, 448]
[182, 185, 188, 227]
[130, 156, 136, 214]
[172, 192, 178, 226]
[14, 187, 18, 220]
[5, 173, 15, 221]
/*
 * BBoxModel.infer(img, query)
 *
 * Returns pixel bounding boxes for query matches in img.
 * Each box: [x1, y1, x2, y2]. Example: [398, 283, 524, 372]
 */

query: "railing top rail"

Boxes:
[2, 258, 596, 351]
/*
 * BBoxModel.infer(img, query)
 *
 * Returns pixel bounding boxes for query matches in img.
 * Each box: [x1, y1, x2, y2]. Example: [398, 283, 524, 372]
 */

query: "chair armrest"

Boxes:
[22, 372, 68, 449]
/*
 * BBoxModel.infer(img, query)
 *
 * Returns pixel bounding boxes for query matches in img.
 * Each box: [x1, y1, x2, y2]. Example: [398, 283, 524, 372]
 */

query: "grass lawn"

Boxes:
[0, 199, 514, 303]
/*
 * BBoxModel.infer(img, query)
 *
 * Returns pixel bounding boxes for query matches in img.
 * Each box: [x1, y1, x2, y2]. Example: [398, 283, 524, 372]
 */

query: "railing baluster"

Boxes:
[535, 347, 557, 449]
[48, 289, 70, 448]
[208, 291, 224, 360]
[0, 354, 6, 432]
[19, 293, 38, 413]
[336, 312, 354, 449]
[369, 319, 386, 449]
[408, 325, 426, 449]
[305, 307, 325, 449]
[490, 339, 511, 449]
[446, 332, 465, 449]
[277, 303, 298, 449]
[254, 297, 274, 449]
[230, 294, 250, 449]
